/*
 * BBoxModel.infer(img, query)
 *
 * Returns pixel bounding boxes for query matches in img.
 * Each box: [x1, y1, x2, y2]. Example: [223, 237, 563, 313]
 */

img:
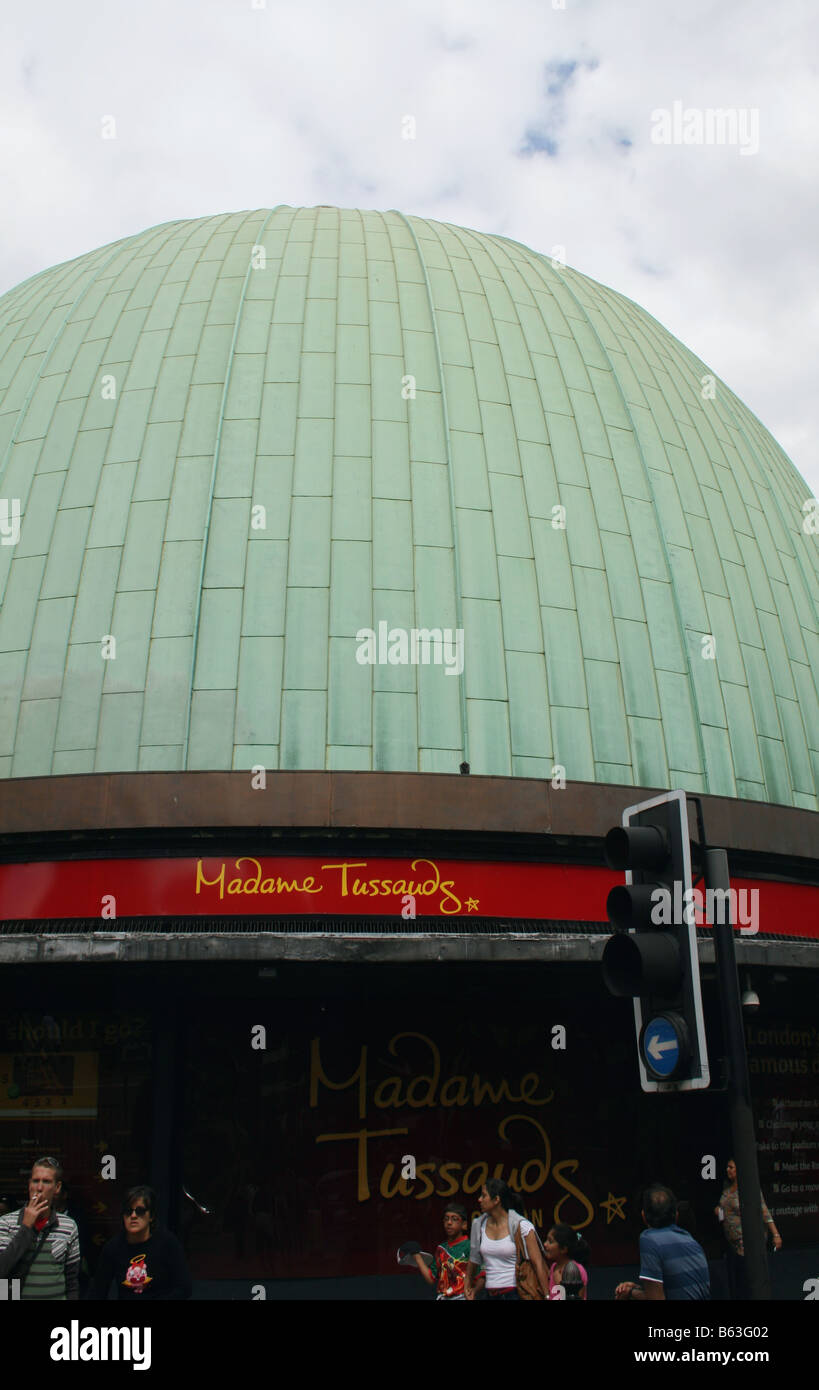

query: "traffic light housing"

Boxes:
[601, 789, 710, 1092]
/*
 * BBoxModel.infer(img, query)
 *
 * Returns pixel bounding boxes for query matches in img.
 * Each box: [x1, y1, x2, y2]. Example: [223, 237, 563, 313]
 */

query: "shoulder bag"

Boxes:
[514, 1220, 546, 1301]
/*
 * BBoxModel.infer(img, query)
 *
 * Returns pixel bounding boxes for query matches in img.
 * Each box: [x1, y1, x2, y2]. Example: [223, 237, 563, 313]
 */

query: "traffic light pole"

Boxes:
[602, 789, 710, 1091]
[705, 847, 770, 1301]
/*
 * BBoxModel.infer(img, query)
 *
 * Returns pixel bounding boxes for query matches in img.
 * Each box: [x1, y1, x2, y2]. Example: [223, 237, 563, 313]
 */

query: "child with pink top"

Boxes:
[543, 1223, 590, 1300]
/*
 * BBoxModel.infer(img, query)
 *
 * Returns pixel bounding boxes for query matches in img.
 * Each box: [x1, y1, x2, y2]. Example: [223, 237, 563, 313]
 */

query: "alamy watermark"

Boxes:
[651, 101, 759, 156]
[0, 498, 21, 545]
[50, 1321, 150, 1370]
[651, 883, 759, 935]
[355, 623, 464, 676]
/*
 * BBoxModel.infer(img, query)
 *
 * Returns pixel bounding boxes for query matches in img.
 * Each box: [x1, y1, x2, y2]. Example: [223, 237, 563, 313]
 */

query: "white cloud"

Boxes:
[0, 0, 817, 502]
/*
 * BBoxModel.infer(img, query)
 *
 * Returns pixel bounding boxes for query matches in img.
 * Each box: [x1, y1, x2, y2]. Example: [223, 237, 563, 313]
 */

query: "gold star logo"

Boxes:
[466, 897, 479, 912]
[600, 1192, 628, 1224]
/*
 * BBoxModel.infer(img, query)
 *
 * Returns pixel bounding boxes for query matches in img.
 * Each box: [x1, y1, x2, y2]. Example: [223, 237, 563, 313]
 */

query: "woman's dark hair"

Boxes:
[721, 1158, 736, 1191]
[548, 1222, 591, 1263]
[484, 1179, 522, 1212]
[122, 1185, 157, 1228]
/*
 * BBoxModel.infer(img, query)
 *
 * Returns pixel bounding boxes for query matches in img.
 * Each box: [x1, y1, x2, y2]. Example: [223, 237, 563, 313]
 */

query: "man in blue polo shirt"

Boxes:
[615, 1183, 710, 1301]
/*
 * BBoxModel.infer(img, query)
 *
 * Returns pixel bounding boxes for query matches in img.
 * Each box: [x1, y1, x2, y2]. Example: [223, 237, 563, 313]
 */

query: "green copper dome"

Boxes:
[0, 206, 816, 806]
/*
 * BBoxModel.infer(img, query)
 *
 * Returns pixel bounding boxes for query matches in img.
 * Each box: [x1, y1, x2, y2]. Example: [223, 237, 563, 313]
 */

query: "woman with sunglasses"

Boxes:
[88, 1186, 192, 1300]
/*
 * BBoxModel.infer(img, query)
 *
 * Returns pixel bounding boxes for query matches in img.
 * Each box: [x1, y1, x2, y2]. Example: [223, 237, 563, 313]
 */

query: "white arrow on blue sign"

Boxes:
[642, 1016, 682, 1078]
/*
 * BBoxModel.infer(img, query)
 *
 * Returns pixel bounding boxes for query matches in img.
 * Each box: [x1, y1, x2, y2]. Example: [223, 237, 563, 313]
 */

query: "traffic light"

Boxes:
[601, 789, 710, 1093]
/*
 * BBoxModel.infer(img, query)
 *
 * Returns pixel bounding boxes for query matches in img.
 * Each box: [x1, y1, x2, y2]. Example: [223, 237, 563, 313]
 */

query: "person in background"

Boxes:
[0, 1156, 79, 1300]
[716, 1157, 781, 1300]
[544, 1222, 590, 1300]
[465, 1179, 549, 1301]
[615, 1183, 710, 1301]
[412, 1203, 479, 1300]
[88, 1185, 192, 1300]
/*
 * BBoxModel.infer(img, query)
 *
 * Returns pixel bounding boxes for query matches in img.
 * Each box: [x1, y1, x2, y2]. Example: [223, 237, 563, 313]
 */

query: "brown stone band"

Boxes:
[0, 771, 815, 871]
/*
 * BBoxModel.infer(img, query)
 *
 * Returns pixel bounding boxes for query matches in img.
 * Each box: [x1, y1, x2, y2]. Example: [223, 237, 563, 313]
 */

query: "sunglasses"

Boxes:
[124, 1206, 149, 1217]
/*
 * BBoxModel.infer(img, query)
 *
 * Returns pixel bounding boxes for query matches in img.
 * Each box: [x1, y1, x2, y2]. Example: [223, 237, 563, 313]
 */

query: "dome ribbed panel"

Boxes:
[0, 207, 816, 808]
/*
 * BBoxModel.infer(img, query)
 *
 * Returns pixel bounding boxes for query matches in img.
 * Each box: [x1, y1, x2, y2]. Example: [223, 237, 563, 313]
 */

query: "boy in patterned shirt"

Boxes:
[413, 1204, 478, 1300]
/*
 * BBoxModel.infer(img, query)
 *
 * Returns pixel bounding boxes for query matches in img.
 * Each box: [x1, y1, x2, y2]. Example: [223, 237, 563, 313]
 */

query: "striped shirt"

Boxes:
[639, 1224, 710, 1301]
[0, 1210, 80, 1300]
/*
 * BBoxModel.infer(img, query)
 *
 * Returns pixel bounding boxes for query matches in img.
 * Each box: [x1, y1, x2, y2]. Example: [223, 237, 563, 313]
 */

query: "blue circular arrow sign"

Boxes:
[642, 1015, 682, 1078]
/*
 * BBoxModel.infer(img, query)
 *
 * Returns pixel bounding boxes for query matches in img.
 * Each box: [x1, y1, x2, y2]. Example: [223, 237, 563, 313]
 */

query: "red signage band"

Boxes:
[0, 856, 816, 937]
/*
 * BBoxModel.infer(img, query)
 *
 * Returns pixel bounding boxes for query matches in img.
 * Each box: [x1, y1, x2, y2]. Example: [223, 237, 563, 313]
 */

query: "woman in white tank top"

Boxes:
[464, 1180, 549, 1301]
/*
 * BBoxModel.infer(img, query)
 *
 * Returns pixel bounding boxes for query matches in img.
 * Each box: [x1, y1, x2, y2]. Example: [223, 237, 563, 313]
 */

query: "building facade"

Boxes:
[0, 207, 816, 1296]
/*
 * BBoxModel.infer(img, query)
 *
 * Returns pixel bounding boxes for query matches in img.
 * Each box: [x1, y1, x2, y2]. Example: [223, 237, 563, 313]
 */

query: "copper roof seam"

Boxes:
[545, 256, 711, 789]
[180, 206, 282, 771]
[391, 209, 469, 771]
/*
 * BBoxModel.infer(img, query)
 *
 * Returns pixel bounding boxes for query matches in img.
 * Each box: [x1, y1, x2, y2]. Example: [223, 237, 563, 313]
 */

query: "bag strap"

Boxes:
[13, 1213, 51, 1292]
[515, 1217, 546, 1263]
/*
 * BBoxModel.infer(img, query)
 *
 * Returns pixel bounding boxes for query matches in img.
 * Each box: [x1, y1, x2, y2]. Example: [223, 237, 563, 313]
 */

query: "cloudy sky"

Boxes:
[1, 0, 817, 497]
